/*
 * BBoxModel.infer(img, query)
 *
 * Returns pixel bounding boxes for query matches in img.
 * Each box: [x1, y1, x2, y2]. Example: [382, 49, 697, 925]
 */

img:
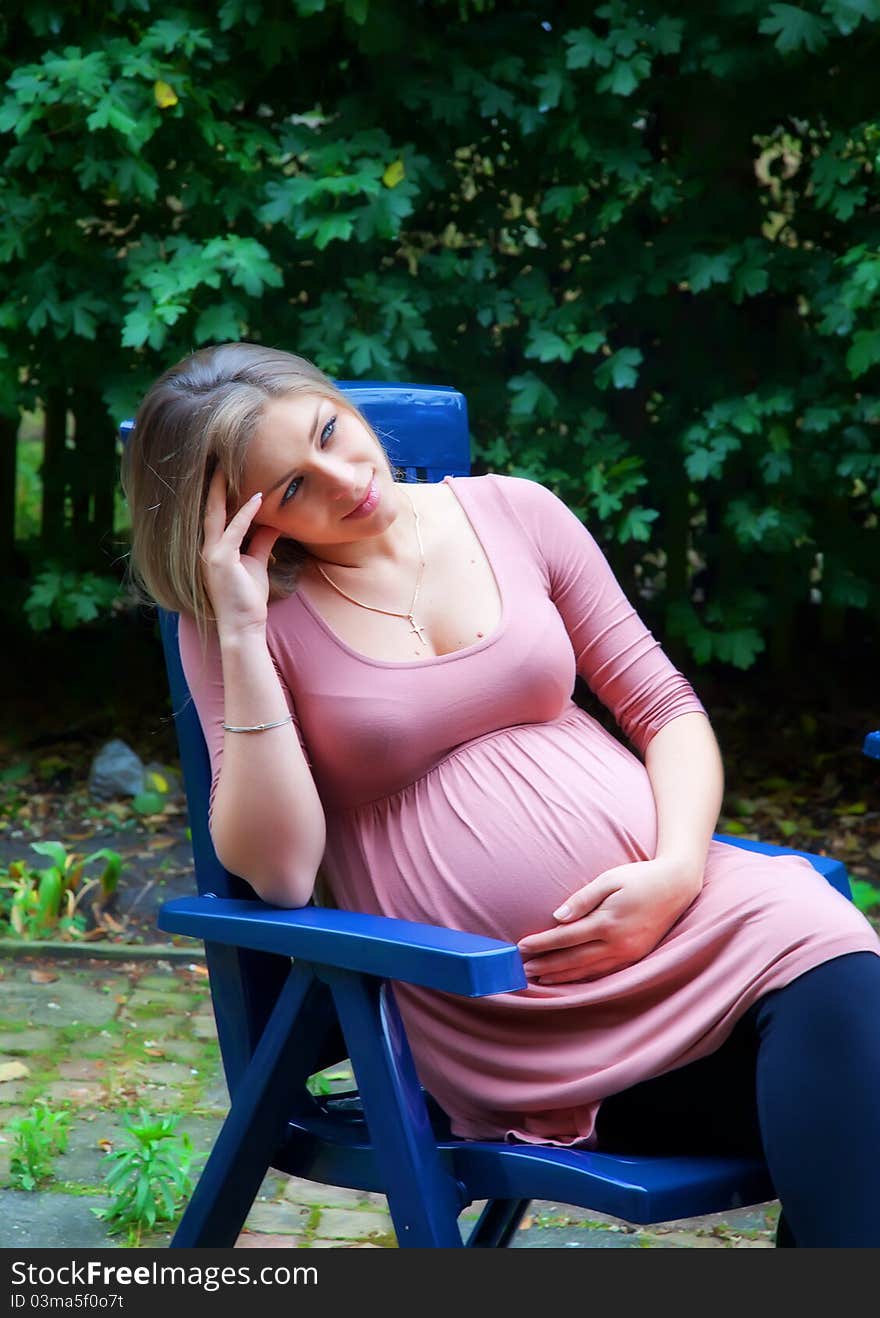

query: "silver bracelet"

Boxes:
[222, 715, 294, 733]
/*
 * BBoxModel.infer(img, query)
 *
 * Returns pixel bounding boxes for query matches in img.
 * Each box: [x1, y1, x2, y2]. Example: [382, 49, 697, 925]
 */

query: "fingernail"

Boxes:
[553, 904, 571, 920]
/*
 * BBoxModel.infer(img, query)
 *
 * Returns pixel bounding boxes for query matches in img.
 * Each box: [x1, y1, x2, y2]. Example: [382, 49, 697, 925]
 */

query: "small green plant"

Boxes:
[94, 1112, 194, 1243]
[850, 878, 880, 915]
[7, 1104, 71, 1190]
[0, 841, 122, 940]
[24, 566, 120, 631]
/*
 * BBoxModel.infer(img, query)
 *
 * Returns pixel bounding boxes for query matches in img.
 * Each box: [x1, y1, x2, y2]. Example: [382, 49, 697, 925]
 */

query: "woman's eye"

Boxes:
[280, 477, 301, 506]
[279, 415, 336, 506]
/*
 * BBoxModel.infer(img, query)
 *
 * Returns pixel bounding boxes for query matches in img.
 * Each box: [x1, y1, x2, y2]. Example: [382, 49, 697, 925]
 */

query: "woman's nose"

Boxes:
[323, 455, 359, 501]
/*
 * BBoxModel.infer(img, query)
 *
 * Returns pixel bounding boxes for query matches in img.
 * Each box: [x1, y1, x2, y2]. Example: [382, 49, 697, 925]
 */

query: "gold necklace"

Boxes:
[312, 487, 428, 645]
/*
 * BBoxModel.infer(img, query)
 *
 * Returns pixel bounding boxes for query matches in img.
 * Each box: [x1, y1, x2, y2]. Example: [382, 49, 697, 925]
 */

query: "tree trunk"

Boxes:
[70, 388, 117, 571]
[41, 387, 68, 558]
[0, 412, 18, 578]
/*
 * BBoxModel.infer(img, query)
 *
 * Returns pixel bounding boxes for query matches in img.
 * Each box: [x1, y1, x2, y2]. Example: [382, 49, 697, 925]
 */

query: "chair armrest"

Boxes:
[158, 896, 527, 997]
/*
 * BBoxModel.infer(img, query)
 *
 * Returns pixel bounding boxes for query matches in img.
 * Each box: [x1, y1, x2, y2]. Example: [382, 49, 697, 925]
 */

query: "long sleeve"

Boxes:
[496, 475, 706, 755]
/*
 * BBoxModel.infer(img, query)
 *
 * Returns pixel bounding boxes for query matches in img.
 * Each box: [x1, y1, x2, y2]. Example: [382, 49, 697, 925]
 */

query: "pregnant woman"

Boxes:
[121, 342, 880, 1246]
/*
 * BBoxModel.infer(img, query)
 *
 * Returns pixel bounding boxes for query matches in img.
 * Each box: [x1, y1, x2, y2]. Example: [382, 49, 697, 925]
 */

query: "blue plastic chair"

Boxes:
[121, 382, 854, 1248]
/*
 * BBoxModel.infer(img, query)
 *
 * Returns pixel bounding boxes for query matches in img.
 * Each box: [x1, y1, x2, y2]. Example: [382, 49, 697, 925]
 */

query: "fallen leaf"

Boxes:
[29, 969, 58, 984]
[0, 1061, 29, 1082]
[94, 912, 127, 933]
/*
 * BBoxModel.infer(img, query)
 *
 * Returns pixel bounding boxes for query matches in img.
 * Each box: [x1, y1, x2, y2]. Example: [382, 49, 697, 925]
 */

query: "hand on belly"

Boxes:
[516, 857, 702, 984]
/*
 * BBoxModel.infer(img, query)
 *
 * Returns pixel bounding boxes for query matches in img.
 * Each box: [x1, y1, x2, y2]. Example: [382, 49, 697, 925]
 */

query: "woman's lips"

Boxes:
[343, 474, 379, 519]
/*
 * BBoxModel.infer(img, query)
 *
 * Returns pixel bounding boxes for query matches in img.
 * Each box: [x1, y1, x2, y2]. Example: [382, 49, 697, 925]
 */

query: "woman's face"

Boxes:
[239, 392, 398, 554]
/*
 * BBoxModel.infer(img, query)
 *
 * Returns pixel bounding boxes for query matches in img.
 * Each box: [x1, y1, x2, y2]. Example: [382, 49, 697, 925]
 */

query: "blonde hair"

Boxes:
[120, 342, 389, 639]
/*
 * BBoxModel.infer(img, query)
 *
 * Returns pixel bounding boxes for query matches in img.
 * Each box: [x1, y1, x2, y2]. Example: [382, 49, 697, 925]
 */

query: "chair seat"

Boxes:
[279, 1112, 774, 1227]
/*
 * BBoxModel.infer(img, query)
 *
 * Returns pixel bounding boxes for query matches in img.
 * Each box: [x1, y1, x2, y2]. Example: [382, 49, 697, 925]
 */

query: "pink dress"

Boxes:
[179, 474, 880, 1147]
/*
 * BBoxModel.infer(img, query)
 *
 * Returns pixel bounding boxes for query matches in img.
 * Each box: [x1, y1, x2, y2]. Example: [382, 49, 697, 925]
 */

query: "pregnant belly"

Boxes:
[327, 708, 658, 945]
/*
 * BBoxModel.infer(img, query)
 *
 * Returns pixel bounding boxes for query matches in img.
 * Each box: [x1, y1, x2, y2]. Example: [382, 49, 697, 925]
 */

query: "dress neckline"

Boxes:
[292, 474, 507, 669]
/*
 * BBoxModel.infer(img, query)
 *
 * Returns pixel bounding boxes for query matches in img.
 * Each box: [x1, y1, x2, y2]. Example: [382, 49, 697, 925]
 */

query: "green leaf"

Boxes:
[121, 308, 155, 350]
[594, 347, 643, 391]
[716, 627, 766, 669]
[535, 67, 565, 111]
[86, 96, 138, 137]
[564, 28, 613, 70]
[616, 506, 659, 543]
[821, 0, 880, 35]
[344, 0, 370, 24]
[684, 434, 741, 482]
[759, 4, 830, 53]
[313, 215, 355, 249]
[760, 450, 793, 483]
[146, 18, 211, 56]
[524, 328, 572, 363]
[541, 185, 588, 220]
[115, 158, 159, 201]
[83, 848, 123, 896]
[688, 251, 734, 292]
[650, 16, 685, 53]
[30, 841, 68, 871]
[131, 792, 165, 817]
[507, 372, 558, 419]
[194, 303, 245, 344]
[846, 330, 880, 378]
[596, 55, 651, 97]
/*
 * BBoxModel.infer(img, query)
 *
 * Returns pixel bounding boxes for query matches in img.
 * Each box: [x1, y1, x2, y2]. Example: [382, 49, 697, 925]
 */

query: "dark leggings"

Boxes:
[593, 951, 880, 1247]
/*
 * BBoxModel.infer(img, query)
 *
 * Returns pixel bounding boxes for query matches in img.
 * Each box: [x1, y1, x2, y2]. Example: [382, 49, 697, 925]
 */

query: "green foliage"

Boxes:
[24, 567, 121, 631]
[130, 790, 166, 816]
[7, 1104, 71, 1190]
[850, 877, 880, 914]
[94, 1112, 194, 1243]
[14, 431, 42, 540]
[0, 841, 122, 940]
[1, 0, 879, 669]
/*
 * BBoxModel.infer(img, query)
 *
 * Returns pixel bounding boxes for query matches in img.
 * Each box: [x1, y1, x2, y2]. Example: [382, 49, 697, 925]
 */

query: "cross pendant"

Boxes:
[408, 615, 428, 645]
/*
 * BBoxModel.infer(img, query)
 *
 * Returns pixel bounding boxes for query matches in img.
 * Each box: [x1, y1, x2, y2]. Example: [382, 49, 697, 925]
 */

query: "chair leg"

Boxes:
[464, 1199, 532, 1248]
[325, 971, 465, 1247]
[171, 964, 322, 1248]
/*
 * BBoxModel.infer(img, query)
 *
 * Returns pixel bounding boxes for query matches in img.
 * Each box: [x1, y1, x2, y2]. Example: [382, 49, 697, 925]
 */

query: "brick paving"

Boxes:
[0, 954, 779, 1249]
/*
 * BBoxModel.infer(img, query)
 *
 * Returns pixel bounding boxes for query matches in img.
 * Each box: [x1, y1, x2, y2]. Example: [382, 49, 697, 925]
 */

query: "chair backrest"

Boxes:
[124, 381, 470, 1090]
